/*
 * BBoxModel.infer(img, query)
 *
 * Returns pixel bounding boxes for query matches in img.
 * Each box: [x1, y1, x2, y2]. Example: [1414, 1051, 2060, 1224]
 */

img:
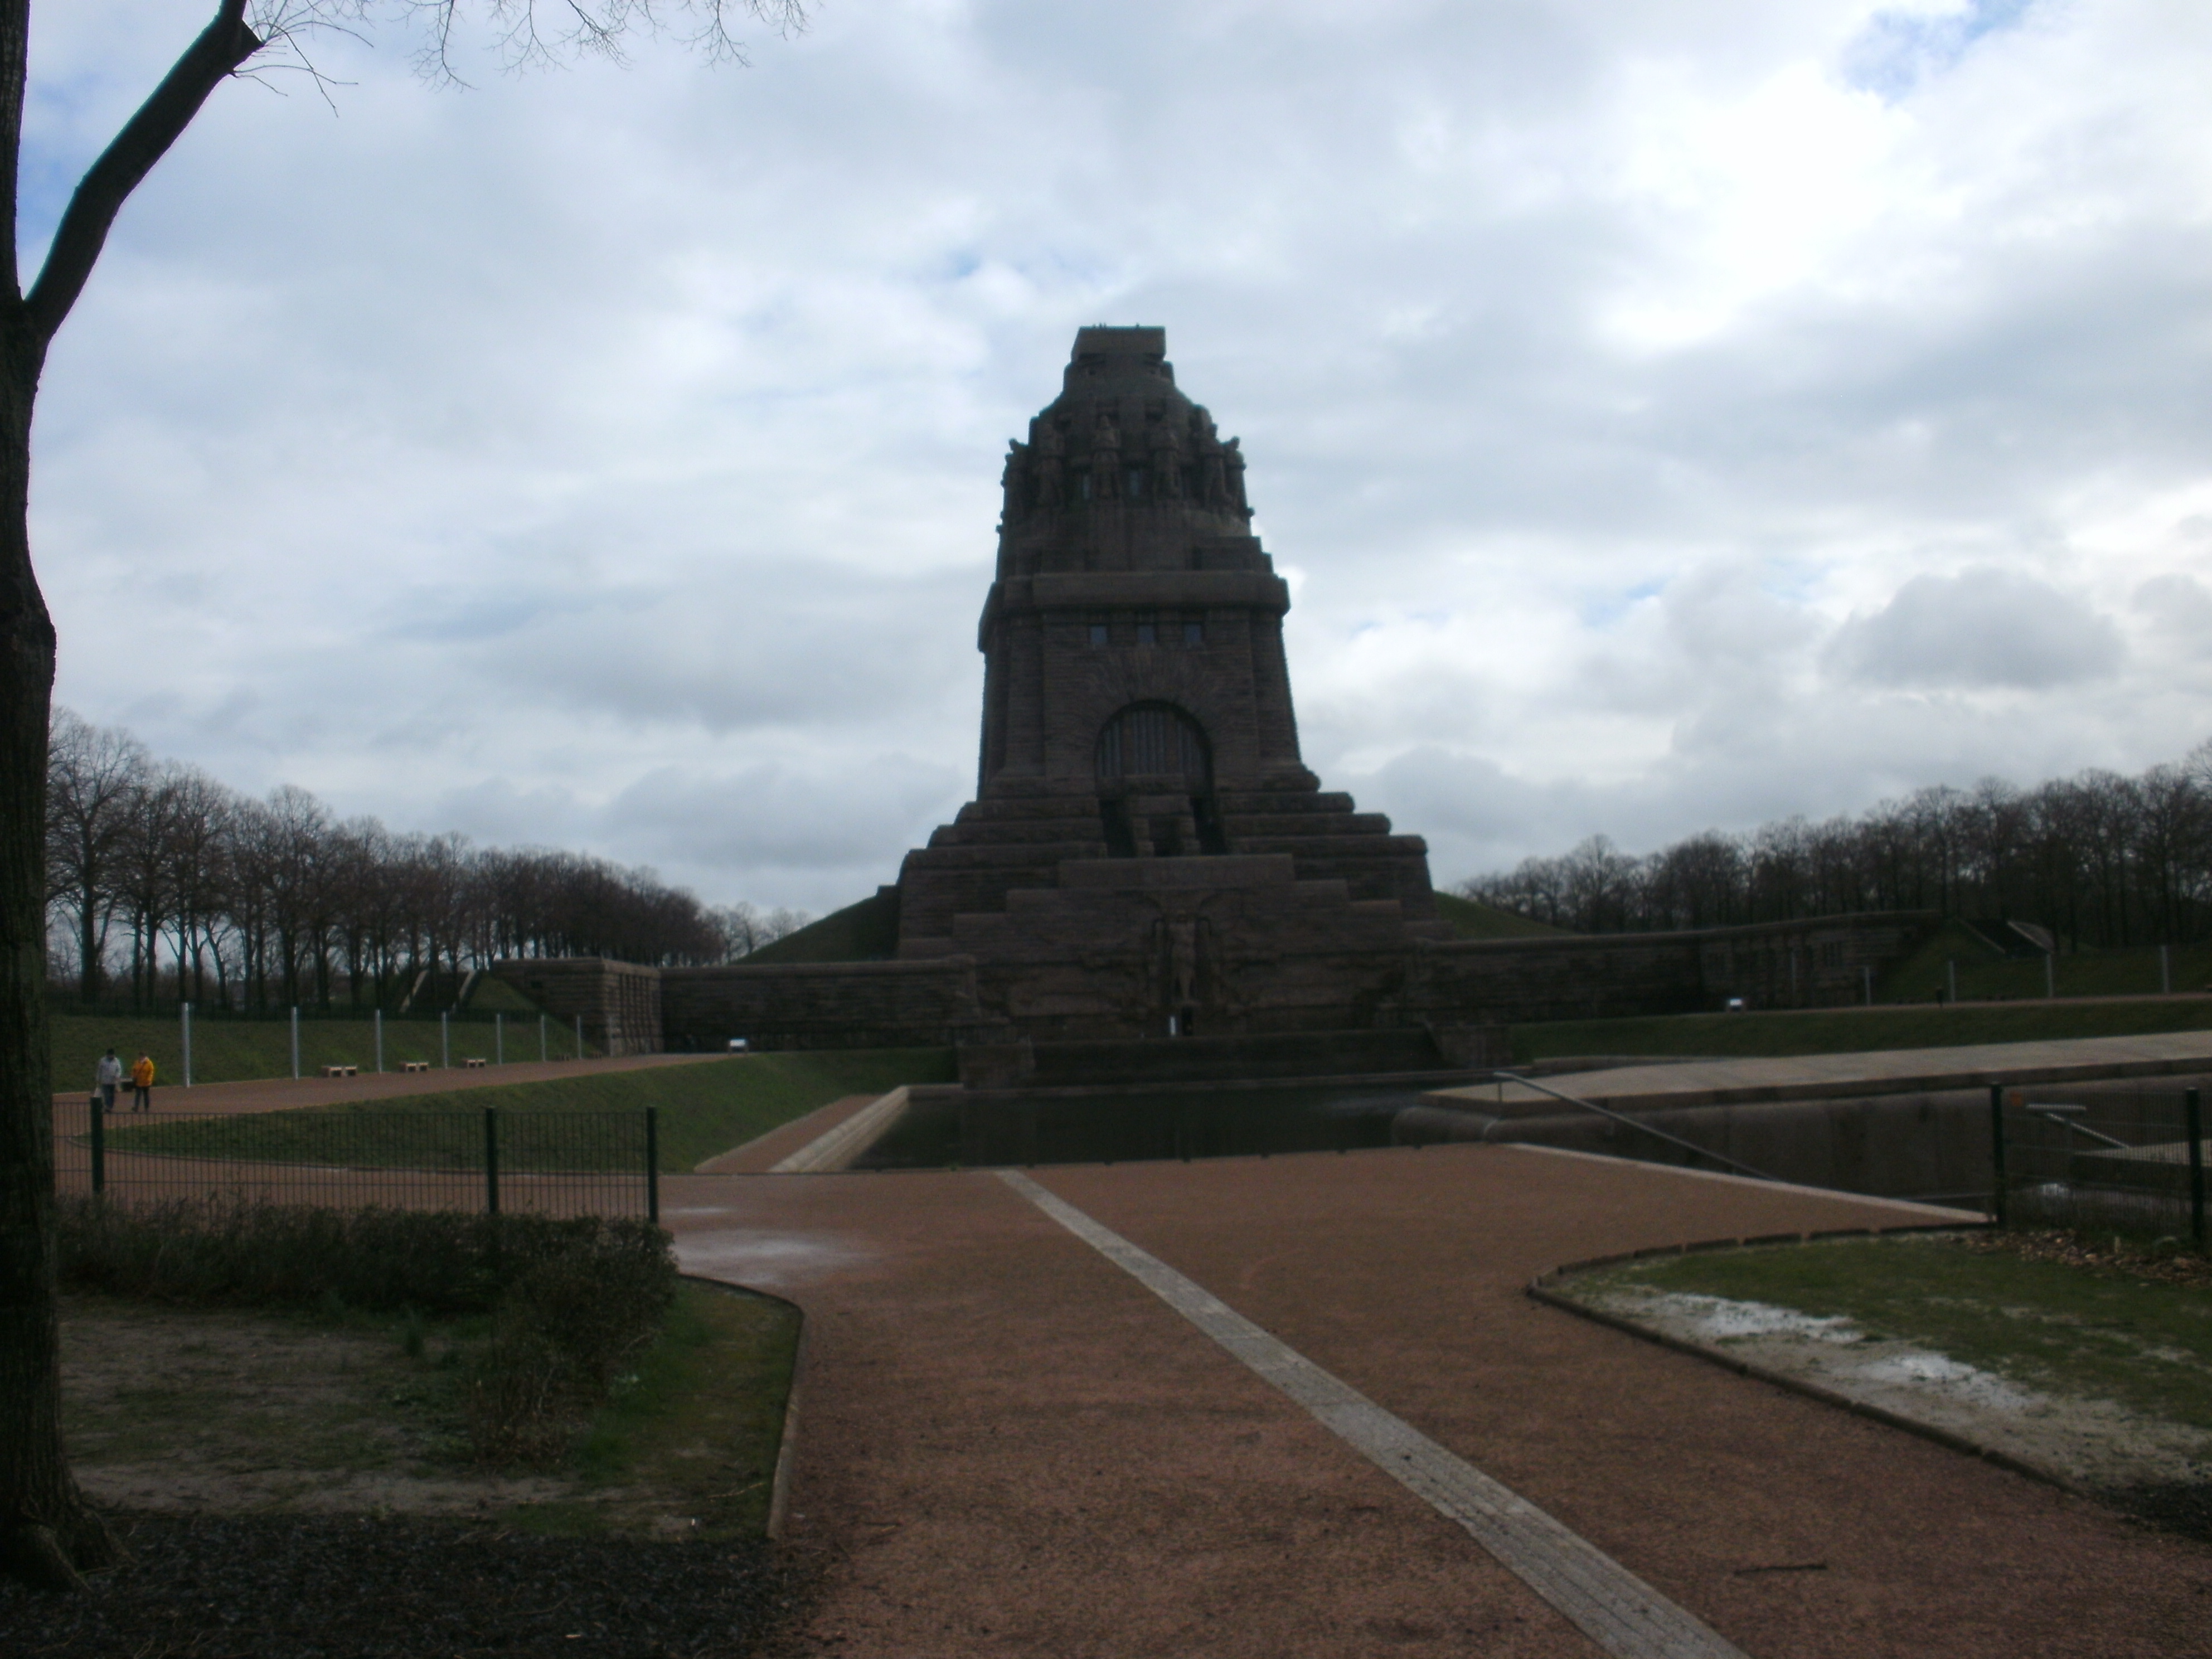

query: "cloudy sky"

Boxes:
[26, 0, 2212, 913]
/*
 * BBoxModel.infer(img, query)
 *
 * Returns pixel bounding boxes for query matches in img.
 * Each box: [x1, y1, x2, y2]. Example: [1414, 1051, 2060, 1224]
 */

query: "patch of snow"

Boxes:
[1856, 1350, 2041, 1412]
[1639, 1291, 1863, 1343]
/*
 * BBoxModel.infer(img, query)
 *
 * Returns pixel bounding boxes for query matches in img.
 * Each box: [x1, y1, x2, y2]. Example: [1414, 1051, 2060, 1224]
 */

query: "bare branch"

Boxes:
[25, 1, 266, 343]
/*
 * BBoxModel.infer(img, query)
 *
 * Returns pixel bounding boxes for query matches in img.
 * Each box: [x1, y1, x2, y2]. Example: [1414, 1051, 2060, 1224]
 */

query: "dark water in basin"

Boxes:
[852, 1084, 1434, 1170]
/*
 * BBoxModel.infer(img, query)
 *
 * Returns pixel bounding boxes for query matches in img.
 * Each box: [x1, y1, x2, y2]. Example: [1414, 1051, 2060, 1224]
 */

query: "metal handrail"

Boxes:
[2022, 1103, 2132, 1151]
[1494, 1071, 1781, 1183]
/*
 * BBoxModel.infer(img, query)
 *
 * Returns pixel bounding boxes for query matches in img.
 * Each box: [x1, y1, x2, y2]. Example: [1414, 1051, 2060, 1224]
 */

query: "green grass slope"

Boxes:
[1434, 892, 1571, 939]
[109, 1047, 957, 1172]
[1881, 930, 2212, 1005]
[742, 889, 900, 964]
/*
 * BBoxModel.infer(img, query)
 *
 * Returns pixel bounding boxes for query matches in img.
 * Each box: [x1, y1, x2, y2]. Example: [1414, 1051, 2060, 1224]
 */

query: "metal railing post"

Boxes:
[290, 1006, 300, 1079]
[181, 1001, 192, 1088]
[646, 1107, 660, 1225]
[375, 1008, 384, 1074]
[89, 1096, 105, 1198]
[539, 1014, 547, 1064]
[442, 1011, 450, 1069]
[574, 1014, 583, 1059]
[2045, 953, 2056, 1000]
[484, 1107, 501, 1216]
[496, 1012, 503, 1065]
[1862, 966, 1873, 1006]
[2187, 1086, 2205, 1250]
[2162, 944, 2172, 996]
[1989, 1083, 2009, 1226]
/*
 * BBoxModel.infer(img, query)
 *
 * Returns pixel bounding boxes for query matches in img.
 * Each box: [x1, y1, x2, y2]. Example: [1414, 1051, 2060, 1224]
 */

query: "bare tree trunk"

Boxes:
[0, 302, 117, 1588]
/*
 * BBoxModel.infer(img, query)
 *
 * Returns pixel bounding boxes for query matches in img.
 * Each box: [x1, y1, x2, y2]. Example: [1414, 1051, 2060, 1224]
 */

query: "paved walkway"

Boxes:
[667, 1145, 2212, 1658]
[54, 1051, 718, 1119]
[1429, 1029, 2212, 1116]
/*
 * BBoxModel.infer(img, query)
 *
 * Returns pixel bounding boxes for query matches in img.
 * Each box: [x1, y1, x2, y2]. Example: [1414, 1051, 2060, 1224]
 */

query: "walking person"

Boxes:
[129, 1052, 155, 1113]
[94, 1049, 122, 1114]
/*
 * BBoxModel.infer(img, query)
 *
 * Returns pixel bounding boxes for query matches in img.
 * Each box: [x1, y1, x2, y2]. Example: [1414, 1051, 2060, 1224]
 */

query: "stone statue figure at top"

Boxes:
[894, 326, 1453, 1042]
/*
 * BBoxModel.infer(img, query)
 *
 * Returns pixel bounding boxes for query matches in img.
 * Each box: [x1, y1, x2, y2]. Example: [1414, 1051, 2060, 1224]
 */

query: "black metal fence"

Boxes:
[1991, 1082, 2205, 1244]
[55, 1099, 659, 1221]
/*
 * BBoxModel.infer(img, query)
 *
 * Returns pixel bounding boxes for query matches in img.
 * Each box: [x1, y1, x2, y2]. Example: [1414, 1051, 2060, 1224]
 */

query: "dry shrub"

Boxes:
[56, 1196, 677, 1466]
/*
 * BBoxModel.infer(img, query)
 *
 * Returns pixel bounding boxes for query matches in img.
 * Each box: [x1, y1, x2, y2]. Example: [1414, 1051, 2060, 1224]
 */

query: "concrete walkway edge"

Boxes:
[1001, 1169, 1752, 1659]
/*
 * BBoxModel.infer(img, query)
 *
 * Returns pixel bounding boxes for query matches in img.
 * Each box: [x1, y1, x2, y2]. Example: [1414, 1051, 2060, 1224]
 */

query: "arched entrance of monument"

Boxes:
[1094, 701, 1230, 860]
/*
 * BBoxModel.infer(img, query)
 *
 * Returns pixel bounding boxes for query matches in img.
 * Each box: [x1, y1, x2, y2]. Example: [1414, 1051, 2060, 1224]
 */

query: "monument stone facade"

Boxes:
[891, 326, 1454, 1043]
[493, 329, 1939, 1061]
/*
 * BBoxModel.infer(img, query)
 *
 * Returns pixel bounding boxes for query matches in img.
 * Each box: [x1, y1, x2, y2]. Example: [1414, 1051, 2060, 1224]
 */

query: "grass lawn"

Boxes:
[1512, 996, 2212, 1063]
[62, 1279, 801, 1541]
[1585, 1234, 2212, 1432]
[52, 1010, 586, 1094]
[1879, 921, 2212, 1005]
[105, 1047, 957, 1172]
[517, 1280, 802, 1540]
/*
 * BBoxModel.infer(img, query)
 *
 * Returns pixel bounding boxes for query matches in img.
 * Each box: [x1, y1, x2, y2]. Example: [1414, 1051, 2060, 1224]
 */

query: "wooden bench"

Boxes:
[401, 1060, 430, 1074]
[463, 1058, 487, 1069]
[321, 1065, 359, 1079]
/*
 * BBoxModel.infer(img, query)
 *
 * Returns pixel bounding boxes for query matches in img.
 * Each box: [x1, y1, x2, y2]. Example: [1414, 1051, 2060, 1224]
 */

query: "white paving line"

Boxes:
[998, 1170, 1750, 1659]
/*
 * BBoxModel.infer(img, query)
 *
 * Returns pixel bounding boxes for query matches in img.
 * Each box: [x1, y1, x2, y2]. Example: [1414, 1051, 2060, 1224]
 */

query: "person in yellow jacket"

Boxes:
[129, 1053, 155, 1113]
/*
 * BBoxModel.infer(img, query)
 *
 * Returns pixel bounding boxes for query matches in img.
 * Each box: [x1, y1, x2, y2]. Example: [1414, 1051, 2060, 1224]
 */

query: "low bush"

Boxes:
[56, 1197, 676, 1463]
[55, 1195, 671, 1316]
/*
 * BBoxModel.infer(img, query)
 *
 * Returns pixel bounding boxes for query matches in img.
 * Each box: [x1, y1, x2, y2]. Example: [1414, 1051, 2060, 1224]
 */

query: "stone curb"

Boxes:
[678, 1273, 808, 1540]
[1524, 1225, 2094, 1501]
[767, 1087, 912, 1173]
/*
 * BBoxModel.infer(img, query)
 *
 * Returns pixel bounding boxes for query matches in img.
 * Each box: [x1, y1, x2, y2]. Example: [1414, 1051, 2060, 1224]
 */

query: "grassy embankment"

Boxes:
[106, 1047, 957, 1172]
[52, 1002, 586, 1095]
[1878, 918, 2212, 1003]
[1512, 996, 2212, 1064]
[1571, 1234, 2212, 1434]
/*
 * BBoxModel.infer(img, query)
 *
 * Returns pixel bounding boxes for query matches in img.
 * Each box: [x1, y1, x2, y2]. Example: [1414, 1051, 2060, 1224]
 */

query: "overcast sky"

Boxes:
[26, 0, 2212, 913]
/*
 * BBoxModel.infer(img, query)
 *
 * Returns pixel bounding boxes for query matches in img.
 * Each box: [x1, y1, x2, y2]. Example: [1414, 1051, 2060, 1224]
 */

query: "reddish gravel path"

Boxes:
[51, 1051, 715, 1119]
[665, 1144, 2212, 1659]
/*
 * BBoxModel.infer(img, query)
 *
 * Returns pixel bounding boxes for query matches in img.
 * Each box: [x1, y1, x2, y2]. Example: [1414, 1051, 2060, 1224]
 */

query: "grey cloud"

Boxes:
[27, 0, 2212, 904]
[1824, 569, 2123, 691]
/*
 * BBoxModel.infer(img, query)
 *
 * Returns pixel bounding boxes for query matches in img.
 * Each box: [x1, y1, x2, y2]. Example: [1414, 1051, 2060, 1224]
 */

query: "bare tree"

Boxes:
[40, 710, 147, 1003]
[0, 0, 806, 1592]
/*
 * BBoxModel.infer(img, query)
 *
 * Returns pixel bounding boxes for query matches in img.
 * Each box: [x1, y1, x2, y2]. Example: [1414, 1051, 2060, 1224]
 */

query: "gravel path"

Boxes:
[668, 1143, 2212, 1658]
[0, 1513, 802, 1658]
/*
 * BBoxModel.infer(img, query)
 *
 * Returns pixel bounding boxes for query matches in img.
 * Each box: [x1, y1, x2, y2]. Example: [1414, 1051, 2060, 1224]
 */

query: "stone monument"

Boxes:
[499, 329, 1939, 1061]
[891, 326, 1455, 1045]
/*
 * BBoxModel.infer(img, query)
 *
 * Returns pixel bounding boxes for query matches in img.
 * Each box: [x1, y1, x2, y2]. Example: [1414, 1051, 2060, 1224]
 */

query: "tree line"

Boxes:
[44, 709, 811, 1012]
[1459, 742, 2212, 948]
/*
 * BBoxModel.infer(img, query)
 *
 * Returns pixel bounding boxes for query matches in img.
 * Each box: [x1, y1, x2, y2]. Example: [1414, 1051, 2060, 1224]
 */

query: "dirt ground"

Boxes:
[56, 1292, 789, 1541]
[59, 1295, 570, 1520]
